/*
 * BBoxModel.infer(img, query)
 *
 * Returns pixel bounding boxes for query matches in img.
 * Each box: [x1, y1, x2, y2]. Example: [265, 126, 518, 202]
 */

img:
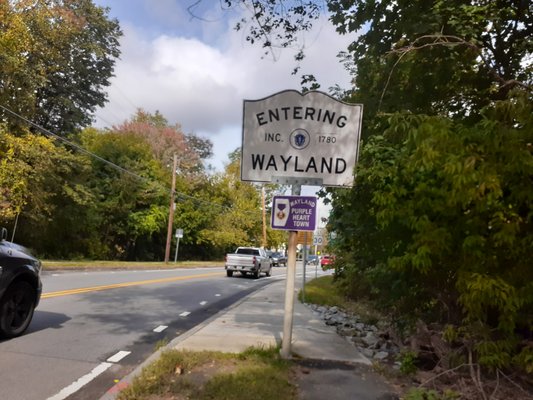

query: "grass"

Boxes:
[42, 260, 225, 271]
[116, 347, 297, 400]
[300, 275, 383, 325]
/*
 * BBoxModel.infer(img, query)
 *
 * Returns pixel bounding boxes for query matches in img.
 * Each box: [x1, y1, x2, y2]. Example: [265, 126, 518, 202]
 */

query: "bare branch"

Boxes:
[378, 34, 532, 112]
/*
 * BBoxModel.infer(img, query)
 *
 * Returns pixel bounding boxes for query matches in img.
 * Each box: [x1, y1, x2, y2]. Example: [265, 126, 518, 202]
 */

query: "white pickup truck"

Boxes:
[225, 247, 272, 278]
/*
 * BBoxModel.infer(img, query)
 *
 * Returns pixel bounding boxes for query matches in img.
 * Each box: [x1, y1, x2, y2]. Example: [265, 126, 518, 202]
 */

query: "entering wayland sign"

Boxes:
[241, 90, 363, 187]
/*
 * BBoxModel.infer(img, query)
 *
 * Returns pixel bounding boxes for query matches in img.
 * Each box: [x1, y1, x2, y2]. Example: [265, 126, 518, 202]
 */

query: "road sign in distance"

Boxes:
[313, 236, 323, 246]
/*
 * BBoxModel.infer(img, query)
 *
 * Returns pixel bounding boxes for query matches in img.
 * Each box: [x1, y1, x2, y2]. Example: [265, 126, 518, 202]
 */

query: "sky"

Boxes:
[92, 0, 354, 170]
[92, 1, 356, 225]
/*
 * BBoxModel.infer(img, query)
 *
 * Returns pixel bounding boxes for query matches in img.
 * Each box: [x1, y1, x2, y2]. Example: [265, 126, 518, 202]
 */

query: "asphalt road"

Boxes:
[0, 266, 294, 400]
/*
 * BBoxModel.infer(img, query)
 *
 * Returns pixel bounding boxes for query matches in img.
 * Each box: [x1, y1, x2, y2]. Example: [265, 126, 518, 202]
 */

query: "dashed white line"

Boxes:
[46, 362, 113, 400]
[215, 294, 221, 297]
[107, 350, 131, 363]
[153, 325, 168, 333]
[179, 311, 191, 317]
[200, 301, 207, 306]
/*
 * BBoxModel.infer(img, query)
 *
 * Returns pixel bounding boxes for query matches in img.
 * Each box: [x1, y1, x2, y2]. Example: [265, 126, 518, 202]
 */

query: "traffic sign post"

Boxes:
[174, 229, 183, 263]
[312, 235, 323, 246]
[241, 90, 363, 359]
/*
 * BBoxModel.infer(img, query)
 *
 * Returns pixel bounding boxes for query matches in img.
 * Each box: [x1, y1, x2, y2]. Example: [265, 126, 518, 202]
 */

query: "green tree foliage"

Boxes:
[329, 0, 532, 123]
[224, 1, 533, 370]
[0, 0, 122, 135]
[80, 128, 169, 260]
[331, 91, 532, 370]
[197, 149, 263, 252]
[0, 126, 95, 256]
[224, 1, 531, 120]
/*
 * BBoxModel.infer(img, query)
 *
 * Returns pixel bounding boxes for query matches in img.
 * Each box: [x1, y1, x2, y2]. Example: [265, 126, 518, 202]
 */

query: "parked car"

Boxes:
[267, 251, 287, 267]
[0, 227, 42, 338]
[307, 255, 319, 266]
[225, 247, 272, 278]
[320, 255, 335, 270]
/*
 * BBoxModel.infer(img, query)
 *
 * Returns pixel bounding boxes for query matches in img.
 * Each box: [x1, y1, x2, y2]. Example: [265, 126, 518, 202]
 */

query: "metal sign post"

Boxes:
[174, 229, 183, 263]
[302, 232, 308, 304]
[271, 184, 318, 358]
[280, 184, 300, 358]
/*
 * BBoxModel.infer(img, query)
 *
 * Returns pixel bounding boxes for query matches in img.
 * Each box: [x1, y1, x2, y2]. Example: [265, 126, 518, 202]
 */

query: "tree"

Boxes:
[80, 128, 169, 260]
[221, 1, 531, 120]
[0, 0, 122, 135]
[222, 1, 533, 371]
[197, 149, 263, 251]
[0, 126, 95, 256]
[115, 109, 212, 176]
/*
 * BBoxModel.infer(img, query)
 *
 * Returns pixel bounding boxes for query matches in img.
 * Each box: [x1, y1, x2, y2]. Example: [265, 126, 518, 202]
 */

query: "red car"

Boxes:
[320, 255, 335, 270]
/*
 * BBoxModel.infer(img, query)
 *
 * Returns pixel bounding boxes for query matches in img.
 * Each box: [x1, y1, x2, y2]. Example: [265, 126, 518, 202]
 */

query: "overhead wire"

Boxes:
[0, 104, 261, 217]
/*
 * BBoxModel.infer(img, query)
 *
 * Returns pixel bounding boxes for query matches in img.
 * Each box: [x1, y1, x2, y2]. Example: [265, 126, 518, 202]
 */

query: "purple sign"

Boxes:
[271, 196, 317, 231]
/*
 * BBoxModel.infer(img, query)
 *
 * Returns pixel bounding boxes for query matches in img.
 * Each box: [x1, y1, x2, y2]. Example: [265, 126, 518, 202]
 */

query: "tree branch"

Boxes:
[378, 34, 532, 112]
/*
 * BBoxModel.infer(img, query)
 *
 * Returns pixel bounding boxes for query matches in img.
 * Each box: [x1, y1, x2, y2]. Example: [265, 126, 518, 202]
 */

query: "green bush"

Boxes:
[328, 91, 533, 370]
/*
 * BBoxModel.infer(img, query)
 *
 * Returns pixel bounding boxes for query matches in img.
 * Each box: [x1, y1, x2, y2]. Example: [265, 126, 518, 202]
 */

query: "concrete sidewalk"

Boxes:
[174, 277, 371, 363]
[103, 276, 398, 400]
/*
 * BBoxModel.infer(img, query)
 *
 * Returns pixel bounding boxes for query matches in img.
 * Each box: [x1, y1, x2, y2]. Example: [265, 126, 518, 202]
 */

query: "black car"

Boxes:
[0, 227, 42, 338]
[267, 251, 287, 267]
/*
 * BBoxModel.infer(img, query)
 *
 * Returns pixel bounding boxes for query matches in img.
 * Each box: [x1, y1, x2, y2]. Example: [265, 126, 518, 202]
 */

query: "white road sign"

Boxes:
[313, 235, 323, 246]
[241, 90, 363, 187]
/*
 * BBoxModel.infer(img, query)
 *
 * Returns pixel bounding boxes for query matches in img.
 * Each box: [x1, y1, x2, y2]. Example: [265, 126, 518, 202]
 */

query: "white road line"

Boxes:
[153, 325, 168, 333]
[179, 311, 190, 317]
[215, 294, 221, 297]
[107, 350, 131, 363]
[200, 301, 207, 305]
[46, 362, 113, 400]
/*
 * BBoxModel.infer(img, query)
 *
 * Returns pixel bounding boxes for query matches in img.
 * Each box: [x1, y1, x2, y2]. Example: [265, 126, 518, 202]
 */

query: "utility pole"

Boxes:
[164, 154, 177, 263]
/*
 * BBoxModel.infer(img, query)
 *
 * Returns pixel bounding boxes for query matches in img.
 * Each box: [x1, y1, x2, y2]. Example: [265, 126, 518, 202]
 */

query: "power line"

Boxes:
[1, 104, 147, 183]
[0, 104, 261, 217]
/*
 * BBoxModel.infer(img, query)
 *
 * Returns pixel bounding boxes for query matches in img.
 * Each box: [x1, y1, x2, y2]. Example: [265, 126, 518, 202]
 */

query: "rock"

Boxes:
[305, 301, 403, 366]
[362, 348, 375, 358]
[351, 336, 365, 346]
[374, 351, 389, 361]
[355, 322, 366, 331]
[362, 332, 379, 347]
[337, 327, 357, 337]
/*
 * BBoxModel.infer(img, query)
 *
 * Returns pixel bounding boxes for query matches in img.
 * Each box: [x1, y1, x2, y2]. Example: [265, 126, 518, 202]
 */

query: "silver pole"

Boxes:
[302, 232, 307, 303]
[174, 237, 180, 263]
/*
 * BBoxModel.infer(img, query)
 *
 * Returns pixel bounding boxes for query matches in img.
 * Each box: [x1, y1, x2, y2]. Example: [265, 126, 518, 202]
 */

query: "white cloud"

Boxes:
[93, 9, 355, 171]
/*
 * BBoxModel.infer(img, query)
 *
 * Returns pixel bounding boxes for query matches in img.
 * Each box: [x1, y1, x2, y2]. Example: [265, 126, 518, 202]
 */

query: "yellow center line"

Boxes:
[41, 271, 222, 299]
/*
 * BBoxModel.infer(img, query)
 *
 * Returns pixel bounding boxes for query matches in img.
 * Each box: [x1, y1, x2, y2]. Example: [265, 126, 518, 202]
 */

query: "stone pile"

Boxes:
[307, 304, 402, 363]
